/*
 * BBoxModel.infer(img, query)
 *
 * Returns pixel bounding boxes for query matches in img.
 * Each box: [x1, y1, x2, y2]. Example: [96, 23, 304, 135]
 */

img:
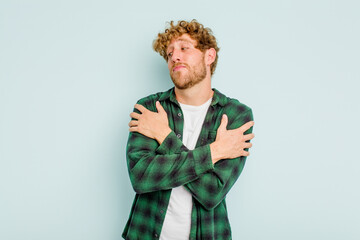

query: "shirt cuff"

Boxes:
[192, 144, 214, 176]
[155, 131, 184, 154]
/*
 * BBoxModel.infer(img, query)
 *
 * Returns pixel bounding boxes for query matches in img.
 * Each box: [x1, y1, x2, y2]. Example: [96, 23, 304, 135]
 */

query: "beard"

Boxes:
[170, 56, 207, 90]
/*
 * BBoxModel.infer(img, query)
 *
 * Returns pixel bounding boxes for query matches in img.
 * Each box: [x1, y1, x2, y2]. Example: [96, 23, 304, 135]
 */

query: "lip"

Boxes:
[172, 65, 186, 72]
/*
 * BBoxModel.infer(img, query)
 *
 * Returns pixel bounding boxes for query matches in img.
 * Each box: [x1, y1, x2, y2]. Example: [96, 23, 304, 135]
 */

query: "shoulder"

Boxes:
[135, 88, 173, 112]
[225, 98, 253, 127]
[214, 89, 253, 129]
[224, 97, 252, 115]
[214, 89, 252, 115]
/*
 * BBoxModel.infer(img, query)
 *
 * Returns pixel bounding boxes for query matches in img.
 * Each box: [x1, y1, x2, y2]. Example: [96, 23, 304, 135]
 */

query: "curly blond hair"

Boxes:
[153, 19, 220, 75]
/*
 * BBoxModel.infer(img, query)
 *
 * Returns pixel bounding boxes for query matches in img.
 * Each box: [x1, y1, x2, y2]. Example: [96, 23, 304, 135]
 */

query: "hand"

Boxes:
[129, 101, 172, 144]
[210, 114, 254, 164]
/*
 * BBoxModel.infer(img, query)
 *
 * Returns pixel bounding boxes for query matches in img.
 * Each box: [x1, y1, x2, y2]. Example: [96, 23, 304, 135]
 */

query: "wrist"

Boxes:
[155, 127, 172, 145]
[210, 141, 223, 164]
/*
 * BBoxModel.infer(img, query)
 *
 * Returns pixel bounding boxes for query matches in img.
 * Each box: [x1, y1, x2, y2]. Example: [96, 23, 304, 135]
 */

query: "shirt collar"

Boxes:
[158, 87, 228, 107]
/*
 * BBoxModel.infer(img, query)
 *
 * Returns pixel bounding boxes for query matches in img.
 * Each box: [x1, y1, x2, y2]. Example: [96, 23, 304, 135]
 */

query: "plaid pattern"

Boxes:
[122, 88, 253, 240]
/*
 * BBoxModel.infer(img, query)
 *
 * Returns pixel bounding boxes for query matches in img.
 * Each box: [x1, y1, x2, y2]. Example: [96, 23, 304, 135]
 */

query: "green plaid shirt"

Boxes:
[122, 88, 253, 240]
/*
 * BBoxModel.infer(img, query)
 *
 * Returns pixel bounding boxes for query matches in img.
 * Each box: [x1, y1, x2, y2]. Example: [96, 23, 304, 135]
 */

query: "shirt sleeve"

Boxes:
[184, 108, 254, 210]
[126, 124, 214, 195]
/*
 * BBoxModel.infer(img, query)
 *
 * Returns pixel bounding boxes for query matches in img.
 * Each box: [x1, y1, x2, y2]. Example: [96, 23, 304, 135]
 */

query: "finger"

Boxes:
[129, 126, 138, 132]
[243, 142, 253, 149]
[156, 101, 165, 113]
[130, 112, 141, 120]
[241, 150, 250, 156]
[239, 121, 254, 133]
[128, 120, 138, 127]
[134, 104, 148, 113]
[243, 133, 255, 141]
[218, 114, 228, 132]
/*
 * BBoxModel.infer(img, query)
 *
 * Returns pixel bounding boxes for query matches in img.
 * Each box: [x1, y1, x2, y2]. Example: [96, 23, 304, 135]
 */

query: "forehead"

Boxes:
[167, 34, 197, 49]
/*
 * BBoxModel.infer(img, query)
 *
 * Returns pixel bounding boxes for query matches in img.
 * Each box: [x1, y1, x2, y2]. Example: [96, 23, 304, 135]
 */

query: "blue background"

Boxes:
[1, 0, 359, 239]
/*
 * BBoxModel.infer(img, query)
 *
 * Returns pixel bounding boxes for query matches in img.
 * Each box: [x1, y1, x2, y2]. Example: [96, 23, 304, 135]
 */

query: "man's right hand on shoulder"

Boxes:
[210, 114, 254, 164]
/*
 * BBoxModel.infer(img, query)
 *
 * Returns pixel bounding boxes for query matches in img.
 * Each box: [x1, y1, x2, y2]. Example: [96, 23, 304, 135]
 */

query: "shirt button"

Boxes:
[178, 112, 182, 117]
[154, 233, 158, 238]
[177, 134, 181, 138]
[160, 209, 164, 214]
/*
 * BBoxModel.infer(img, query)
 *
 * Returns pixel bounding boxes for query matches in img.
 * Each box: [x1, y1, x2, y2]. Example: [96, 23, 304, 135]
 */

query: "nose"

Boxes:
[170, 49, 181, 63]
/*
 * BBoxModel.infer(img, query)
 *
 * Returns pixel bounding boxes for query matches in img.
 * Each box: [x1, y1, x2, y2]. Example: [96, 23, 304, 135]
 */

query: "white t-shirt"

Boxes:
[160, 97, 212, 240]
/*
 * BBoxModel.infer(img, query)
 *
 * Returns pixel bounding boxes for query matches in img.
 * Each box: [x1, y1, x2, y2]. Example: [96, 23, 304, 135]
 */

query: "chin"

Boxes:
[173, 81, 191, 90]
[172, 76, 189, 88]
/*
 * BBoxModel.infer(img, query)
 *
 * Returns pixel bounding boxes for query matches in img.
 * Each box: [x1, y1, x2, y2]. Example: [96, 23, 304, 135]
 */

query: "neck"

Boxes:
[175, 76, 213, 106]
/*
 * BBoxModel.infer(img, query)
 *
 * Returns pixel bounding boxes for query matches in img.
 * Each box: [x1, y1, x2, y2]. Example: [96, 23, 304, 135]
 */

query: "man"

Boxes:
[122, 20, 254, 240]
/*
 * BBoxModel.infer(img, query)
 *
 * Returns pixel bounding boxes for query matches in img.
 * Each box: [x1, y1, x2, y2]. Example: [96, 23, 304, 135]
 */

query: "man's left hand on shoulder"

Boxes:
[128, 101, 171, 144]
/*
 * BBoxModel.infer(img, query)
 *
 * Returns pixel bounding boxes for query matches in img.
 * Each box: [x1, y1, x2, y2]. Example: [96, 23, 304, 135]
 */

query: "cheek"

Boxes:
[167, 62, 172, 71]
[190, 52, 204, 64]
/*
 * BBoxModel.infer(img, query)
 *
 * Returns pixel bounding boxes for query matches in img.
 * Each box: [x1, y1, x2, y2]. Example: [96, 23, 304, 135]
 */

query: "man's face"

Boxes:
[166, 34, 207, 90]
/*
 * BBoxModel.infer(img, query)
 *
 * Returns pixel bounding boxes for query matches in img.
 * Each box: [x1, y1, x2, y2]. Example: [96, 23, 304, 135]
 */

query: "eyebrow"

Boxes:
[167, 38, 194, 53]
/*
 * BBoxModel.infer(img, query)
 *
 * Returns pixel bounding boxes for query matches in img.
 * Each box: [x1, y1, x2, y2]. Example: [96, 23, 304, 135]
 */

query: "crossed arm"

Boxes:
[127, 101, 254, 209]
[129, 101, 254, 164]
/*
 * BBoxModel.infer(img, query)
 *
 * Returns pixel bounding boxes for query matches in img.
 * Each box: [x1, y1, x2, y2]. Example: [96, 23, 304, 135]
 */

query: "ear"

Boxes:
[205, 48, 216, 66]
